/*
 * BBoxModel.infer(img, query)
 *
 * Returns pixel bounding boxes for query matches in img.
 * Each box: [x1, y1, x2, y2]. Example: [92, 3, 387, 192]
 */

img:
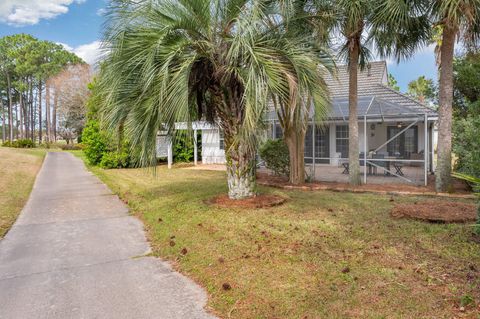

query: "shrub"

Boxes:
[173, 134, 194, 163]
[453, 115, 480, 178]
[60, 144, 83, 151]
[82, 120, 108, 165]
[259, 139, 290, 176]
[453, 173, 480, 235]
[2, 139, 35, 148]
[99, 151, 130, 169]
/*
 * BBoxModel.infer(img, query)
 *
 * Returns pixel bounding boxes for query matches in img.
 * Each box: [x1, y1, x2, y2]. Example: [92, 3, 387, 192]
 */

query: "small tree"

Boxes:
[407, 75, 436, 104]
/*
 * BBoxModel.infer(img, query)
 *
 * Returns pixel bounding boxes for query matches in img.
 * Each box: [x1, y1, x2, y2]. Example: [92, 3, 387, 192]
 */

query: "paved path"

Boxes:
[0, 152, 215, 319]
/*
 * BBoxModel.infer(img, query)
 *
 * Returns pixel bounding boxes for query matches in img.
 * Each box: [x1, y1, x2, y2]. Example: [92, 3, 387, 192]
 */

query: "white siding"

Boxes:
[201, 129, 226, 164]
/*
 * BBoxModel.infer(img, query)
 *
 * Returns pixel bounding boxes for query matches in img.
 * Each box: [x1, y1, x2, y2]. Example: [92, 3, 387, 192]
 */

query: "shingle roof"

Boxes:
[325, 61, 388, 97]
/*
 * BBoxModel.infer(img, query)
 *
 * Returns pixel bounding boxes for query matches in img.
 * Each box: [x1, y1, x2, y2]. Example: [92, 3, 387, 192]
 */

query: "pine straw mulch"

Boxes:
[207, 194, 286, 209]
[391, 200, 478, 223]
[256, 172, 475, 199]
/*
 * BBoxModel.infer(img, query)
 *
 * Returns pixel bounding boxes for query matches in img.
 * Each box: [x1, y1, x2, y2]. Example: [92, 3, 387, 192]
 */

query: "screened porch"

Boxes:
[265, 95, 438, 186]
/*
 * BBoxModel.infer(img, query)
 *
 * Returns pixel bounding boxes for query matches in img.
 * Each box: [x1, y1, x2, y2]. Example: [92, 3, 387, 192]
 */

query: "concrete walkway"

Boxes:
[0, 152, 215, 319]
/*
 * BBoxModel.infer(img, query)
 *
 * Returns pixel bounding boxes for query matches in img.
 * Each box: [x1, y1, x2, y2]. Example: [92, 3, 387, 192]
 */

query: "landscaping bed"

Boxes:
[257, 172, 475, 199]
[391, 200, 477, 223]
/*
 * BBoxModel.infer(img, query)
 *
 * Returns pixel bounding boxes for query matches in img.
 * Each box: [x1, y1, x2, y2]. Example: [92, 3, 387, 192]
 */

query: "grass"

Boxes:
[0, 147, 46, 238]
[73, 151, 480, 318]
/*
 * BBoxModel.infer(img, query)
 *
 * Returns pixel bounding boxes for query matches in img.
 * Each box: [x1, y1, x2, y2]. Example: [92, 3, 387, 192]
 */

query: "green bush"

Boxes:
[99, 151, 130, 169]
[259, 139, 290, 176]
[82, 120, 108, 165]
[60, 144, 83, 151]
[173, 134, 194, 163]
[2, 139, 35, 148]
[453, 173, 480, 235]
[453, 115, 480, 178]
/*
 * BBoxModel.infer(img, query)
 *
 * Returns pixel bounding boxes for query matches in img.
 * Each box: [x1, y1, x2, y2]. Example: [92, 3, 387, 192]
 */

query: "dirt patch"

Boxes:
[391, 201, 478, 223]
[208, 194, 286, 209]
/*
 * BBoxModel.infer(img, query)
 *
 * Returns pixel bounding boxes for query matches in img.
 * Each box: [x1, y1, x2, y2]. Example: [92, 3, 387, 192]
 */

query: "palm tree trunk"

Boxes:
[224, 131, 257, 199]
[284, 127, 306, 184]
[348, 44, 361, 186]
[436, 25, 456, 192]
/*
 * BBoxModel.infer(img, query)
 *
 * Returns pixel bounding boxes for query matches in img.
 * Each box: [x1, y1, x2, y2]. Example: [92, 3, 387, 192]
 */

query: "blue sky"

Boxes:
[0, 0, 438, 92]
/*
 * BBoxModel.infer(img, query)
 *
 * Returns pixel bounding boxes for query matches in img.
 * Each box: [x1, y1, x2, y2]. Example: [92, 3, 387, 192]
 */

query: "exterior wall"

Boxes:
[201, 129, 226, 164]
[197, 121, 434, 167]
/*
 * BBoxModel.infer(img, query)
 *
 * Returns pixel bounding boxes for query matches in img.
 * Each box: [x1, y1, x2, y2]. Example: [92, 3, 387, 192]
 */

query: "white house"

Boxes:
[158, 61, 438, 186]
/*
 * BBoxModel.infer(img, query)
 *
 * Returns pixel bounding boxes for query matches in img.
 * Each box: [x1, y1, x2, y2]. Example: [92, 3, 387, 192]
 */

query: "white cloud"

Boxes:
[96, 8, 107, 16]
[59, 40, 104, 66]
[0, 0, 86, 26]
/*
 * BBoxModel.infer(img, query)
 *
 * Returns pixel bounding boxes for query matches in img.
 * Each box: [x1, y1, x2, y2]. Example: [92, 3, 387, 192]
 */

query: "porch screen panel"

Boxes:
[387, 126, 418, 158]
[275, 124, 283, 139]
[304, 125, 313, 164]
[335, 125, 349, 159]
[315, 126, 330, 164]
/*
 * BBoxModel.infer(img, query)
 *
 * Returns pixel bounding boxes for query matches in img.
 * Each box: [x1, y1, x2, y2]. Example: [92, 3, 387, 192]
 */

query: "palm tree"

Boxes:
[270, 1, 335, 185]
[99, 0, 335, 199]
[320, 0, 430, 186]
[431, 0, 480, 192]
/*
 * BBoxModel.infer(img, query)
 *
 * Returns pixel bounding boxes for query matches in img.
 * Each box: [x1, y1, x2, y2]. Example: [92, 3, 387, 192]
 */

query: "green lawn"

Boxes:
[0, 147, 46, 238]
[73, 151, 480, 318]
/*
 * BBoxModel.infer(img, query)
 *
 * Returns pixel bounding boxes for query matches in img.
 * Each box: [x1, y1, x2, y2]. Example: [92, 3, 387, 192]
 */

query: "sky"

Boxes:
[0, 0, 438, 92]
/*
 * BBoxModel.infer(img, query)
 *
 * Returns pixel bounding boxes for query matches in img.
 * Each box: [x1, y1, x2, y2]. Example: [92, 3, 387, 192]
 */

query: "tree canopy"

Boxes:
[0, 34, 84, 143]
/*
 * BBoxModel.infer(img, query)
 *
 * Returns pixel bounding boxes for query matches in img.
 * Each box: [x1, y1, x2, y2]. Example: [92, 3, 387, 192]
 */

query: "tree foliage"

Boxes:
[98, 0, 339, 199]
[0, 34, 84, 144]
[388, 74, 400, 91]
[407, 75, 436, 104]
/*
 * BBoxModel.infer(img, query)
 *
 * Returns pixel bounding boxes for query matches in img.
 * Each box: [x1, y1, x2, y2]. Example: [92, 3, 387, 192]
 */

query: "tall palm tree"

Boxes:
[99, 0, 335, 199]
[320, 0, 430, 186]
[431, 0, 480, 192]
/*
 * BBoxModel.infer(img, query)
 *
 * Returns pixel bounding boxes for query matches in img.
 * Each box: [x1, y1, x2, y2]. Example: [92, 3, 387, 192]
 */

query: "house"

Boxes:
[158, 61, 438, 186]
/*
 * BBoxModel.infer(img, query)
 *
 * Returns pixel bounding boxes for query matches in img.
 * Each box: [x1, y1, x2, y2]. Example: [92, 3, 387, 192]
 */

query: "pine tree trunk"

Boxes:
[38, 82, 43, 143]
[14, 103, 19, 140]
[225, 134, 257, 199]
[29, 80, 34, 141]
[19, 93, 24, 139]
[436, 25, 456, 192]
[7, 74, 13, 141]
[284, 128, 306, 184]
[1, 98, 5, 143]
[45, 83, 51, 143]
[348, 44, 361, 186]
[53, 91, 58, 141]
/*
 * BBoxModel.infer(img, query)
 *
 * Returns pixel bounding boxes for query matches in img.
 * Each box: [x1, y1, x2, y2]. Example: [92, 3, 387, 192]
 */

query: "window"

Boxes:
[336, 125, 349, 158]
[219, 130, 225, 150]
[387, 126, 418, 158]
